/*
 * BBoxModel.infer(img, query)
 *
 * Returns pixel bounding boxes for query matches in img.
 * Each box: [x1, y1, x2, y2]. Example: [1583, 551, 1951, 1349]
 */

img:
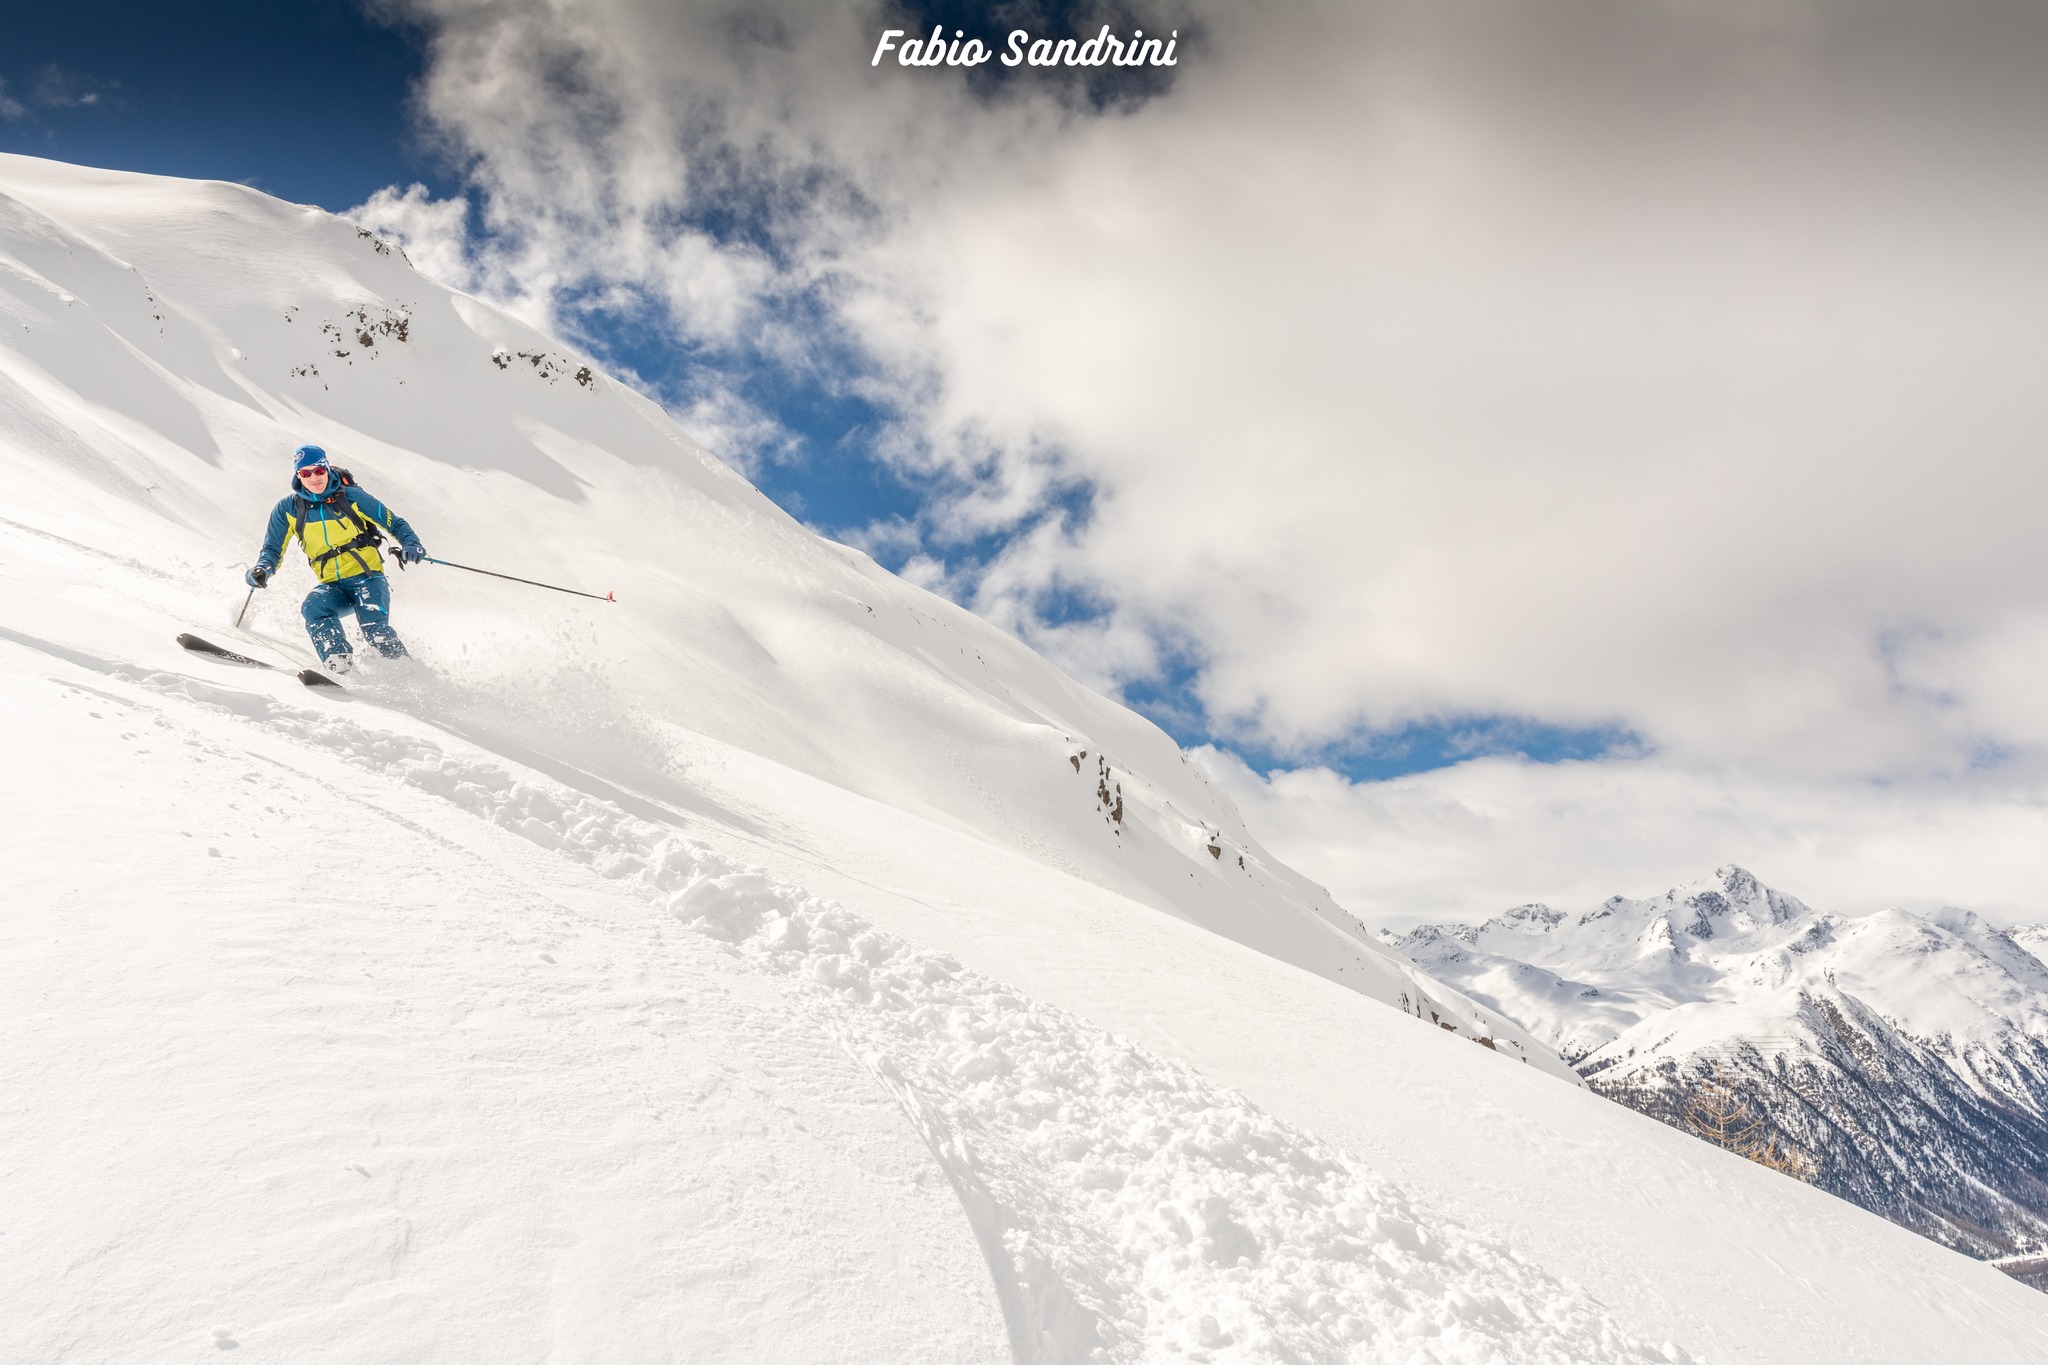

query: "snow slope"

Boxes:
[0, 151, 1535, 1071]
[1391, 866, 2048, 1262]
[4, 153, 2047, 1362]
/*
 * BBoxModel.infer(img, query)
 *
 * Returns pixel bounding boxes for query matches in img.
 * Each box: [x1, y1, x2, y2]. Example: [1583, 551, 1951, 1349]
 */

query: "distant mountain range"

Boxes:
[1388, 866, 2048, 1284]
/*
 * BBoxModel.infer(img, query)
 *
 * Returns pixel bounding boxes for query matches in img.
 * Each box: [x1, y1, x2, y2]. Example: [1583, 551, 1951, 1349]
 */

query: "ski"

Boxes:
[177, 633, 344, 689]
[176, 633, 272, 668]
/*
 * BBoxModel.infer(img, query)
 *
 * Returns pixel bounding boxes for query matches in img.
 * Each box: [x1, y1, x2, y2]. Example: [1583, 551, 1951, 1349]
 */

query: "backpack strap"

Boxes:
[287, 469, 386, 577]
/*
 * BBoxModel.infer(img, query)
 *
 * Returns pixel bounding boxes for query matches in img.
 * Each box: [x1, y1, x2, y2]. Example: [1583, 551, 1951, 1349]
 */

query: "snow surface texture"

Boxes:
[1392, 866, 2048, 1264]
[12, 642, 1658, 1362]
[5, 153, 2048, 1361]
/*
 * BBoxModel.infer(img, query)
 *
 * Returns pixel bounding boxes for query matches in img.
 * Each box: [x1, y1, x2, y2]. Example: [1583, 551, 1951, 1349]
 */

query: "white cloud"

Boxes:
[370, 0, 2048, 916]
[1192, 746, 2048, 933]
[30, 65, 115, 110]
[664, 385, 805, 479]
[348, 182, 478, 293]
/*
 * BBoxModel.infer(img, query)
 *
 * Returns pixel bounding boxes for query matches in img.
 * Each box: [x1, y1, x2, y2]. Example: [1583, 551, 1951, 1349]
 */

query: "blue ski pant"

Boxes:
[302, 572, 408, 661]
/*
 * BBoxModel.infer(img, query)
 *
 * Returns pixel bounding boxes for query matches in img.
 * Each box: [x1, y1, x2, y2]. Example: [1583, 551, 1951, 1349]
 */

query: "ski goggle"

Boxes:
[299, 465, 330, 479]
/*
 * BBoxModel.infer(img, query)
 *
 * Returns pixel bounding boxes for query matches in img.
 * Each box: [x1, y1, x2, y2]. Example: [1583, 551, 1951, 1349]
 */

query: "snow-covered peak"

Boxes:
[1587, 863, 1814, 954]
[1396, 870, 2046, 1070]
[1825, 907, 2048, 1050]
[1393, 870, 2048, 1267]
[1497, 902, 1568, 933]
[1666, 862, 1811, 931]
[1420, 866, 1828, 1017]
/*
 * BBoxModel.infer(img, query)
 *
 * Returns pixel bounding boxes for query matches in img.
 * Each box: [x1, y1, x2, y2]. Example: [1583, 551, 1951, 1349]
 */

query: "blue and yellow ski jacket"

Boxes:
[255, 472, 423, 584]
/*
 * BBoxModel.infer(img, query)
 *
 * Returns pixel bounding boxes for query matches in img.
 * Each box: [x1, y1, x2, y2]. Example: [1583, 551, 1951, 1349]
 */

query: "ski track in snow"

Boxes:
[121, 662, 1677, 1365]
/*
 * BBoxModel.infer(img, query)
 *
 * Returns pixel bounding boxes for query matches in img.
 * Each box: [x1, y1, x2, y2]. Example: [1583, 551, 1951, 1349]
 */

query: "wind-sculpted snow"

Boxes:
[130, 665, 1671, 1365]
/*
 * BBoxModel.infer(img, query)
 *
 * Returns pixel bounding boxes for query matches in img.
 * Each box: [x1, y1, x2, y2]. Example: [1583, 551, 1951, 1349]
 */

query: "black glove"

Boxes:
[245, 565, 271, 589]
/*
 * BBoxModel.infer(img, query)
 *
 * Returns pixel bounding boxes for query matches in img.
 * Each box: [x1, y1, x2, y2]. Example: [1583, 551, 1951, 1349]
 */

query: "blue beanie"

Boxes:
[293, 444, 330, 472]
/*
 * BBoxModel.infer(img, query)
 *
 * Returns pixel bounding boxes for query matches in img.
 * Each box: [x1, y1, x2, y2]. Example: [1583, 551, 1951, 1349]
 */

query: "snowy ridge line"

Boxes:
[124, 662, 1681, 1365]
[1069, 736, 1552, 1075]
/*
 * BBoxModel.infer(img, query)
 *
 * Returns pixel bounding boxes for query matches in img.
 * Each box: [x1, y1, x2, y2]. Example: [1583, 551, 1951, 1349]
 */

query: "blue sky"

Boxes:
[0, 0, 1636, 781]
[0, 1, 453, 208]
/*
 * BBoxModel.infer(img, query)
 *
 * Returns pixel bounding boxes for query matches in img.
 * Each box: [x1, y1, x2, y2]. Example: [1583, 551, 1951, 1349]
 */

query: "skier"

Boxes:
[244, 444, 427, 673]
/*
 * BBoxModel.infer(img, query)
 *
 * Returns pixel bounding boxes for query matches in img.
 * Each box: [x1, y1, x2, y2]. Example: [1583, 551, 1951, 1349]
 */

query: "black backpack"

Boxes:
[287, 466, 386, 575]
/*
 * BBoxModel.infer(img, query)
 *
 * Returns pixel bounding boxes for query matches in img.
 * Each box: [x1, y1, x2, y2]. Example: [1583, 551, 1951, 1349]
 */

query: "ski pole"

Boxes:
[234, 585, 256, 629]
[420, 556, 615, 603]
